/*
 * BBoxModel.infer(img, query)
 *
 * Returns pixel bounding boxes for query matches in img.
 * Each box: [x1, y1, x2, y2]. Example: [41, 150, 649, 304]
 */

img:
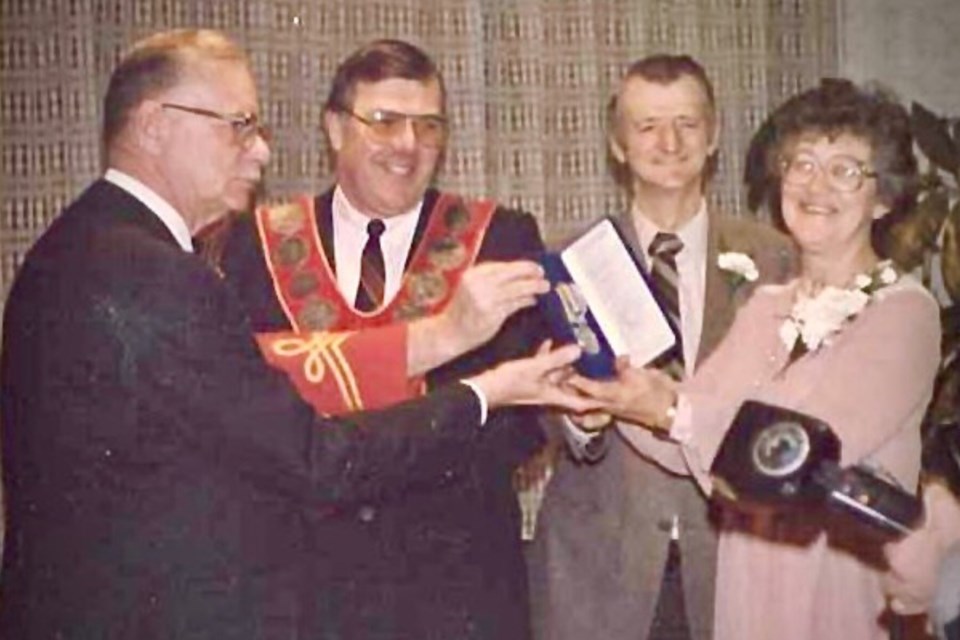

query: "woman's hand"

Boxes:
[883, 481, 960, 615]
[566, 359, 678, 431]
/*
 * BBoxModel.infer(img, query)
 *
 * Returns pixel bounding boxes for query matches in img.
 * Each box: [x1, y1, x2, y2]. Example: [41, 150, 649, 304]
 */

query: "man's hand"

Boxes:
[566, 360, 677, 430]
[467, 343, 603, 414]
[409, 261, 549, 376]
[442, 261, 549, 349]
[567, 411, 614, 432]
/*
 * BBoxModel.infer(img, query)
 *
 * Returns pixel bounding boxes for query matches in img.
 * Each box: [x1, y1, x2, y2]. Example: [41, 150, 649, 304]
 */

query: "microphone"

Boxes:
[710, 400, 922, 539]
[814, 462, 923, 538]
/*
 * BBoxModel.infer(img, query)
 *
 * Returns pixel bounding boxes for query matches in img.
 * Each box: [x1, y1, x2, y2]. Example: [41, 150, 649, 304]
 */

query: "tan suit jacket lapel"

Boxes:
[698, 217, 738, 368]
[616, 210, 736, 371]
[613, 211, 646, 269]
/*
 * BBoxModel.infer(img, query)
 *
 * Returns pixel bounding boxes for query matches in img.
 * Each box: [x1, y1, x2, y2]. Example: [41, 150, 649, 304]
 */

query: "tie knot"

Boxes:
[366, 219, 386, 239]
[650, 232, 683, 258]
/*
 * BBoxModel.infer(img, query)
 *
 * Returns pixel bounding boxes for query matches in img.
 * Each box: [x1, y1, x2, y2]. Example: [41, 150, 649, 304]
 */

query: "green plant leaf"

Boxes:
[942, 200, 960, 302]
[920, 168, 945, 191]
[912, 102, 960, 174]
[942, 304, 960, 346]
[885, 188, 950, 270]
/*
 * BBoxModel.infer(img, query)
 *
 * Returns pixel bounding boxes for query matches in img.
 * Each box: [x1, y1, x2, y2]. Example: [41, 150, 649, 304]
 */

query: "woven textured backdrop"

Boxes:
[0, 0, 837, 310]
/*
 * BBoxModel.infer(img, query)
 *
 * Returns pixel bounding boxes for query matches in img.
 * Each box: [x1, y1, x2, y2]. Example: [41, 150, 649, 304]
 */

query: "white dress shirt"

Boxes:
[330, 185, 488, 423]
[104, 169, 194, 253]
[331, 186, 420, 306]
[631, 201, 709, 373]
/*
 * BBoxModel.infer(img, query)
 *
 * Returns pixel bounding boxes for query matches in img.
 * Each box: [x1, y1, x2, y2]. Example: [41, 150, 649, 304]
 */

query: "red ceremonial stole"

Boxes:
[254, 192, 495, 415]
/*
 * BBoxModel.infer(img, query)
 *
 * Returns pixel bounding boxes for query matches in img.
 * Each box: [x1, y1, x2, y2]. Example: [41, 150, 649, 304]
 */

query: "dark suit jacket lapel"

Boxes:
[314, 187, 439, 275]
[406, 188, 439, 269]
[315, 189, 337, 272]
[90, 180, 187, 250]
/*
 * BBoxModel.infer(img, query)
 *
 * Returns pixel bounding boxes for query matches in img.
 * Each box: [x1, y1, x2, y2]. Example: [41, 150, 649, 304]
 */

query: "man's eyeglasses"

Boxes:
[161, 103, 269, 149]
[338, 107, 448, 148]
[780, 153, 878, 193]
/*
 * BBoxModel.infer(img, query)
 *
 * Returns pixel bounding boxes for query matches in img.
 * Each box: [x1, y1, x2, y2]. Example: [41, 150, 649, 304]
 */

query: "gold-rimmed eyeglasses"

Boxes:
[780, 153, 878, 193]
[338, 107, 448, 148]
[161, 103, 270, 149]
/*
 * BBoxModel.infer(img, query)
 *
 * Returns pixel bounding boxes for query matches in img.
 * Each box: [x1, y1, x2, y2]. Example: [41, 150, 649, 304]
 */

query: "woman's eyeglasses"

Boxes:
[780, 153, 877, 193]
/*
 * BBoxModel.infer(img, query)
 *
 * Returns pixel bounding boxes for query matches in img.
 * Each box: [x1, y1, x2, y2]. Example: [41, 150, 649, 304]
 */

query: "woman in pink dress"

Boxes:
[572, 79, 942, 640]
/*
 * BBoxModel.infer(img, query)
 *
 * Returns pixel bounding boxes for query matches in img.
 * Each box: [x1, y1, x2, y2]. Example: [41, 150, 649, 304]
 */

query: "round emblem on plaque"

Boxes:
[751, 420, 811, 478]
[266, 203, 306, 236]
[427, 237, 467, 270]
[297, 297, 338, 331]
[407, 271, 448, 306]
[275, 237, 308, 267]
[444, 203, 470, 234]
[288, 271, 319, 299]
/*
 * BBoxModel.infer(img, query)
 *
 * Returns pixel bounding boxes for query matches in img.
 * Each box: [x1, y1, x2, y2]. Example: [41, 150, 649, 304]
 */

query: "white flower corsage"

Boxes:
[718, 251, 759, 288]
[779, 260, 899, 366]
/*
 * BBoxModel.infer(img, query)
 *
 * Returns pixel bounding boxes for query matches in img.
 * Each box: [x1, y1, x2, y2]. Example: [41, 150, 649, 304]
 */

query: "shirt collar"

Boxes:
[332, 185, 422, 234]
[632, 199, 709, 261]
[104, 168, 194, 253]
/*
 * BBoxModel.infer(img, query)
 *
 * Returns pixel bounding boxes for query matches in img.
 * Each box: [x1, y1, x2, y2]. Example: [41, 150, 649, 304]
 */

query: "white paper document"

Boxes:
[560, 219, 676, 367]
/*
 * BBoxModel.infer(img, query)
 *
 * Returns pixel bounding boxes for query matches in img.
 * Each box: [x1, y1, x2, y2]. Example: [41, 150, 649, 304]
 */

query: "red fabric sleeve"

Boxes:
[255, 323, 422, 415]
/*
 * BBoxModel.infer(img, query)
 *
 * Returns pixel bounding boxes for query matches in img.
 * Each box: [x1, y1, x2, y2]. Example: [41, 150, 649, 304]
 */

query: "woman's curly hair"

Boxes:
[744, 78, 919, 251]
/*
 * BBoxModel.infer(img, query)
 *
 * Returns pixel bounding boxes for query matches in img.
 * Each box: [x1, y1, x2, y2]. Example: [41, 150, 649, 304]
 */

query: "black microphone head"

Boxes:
[710, 401, 840, 510]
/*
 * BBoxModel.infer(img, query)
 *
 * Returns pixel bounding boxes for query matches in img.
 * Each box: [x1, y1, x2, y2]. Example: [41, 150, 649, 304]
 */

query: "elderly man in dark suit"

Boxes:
[214, 38, 555, 640]
[527, 54, 797, 640]
[0, 29, 592, 640]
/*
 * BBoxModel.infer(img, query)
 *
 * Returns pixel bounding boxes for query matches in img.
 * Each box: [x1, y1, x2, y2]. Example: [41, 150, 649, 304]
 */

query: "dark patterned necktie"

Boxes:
[354, 219, 386, 311]
[648, 232, 685, 380]
[648, 533, 693, 640]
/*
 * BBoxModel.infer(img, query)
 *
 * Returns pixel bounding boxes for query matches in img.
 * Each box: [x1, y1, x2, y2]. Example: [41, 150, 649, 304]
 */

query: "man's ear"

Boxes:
[133, 100, 168, 156]
[323, 110, 344, 152]
[608, 130, 626, 165]
[707, 115, 721, 156]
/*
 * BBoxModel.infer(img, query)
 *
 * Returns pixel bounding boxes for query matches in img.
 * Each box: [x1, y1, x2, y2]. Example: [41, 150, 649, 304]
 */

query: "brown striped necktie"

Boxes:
[648, 232, 685, 380]
[355, 219, 386, 311]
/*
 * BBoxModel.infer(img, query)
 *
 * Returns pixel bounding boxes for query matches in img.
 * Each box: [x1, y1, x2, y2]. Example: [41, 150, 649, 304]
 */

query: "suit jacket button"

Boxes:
[358, 505, 376, 522]
[657, 518, 673, 533]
